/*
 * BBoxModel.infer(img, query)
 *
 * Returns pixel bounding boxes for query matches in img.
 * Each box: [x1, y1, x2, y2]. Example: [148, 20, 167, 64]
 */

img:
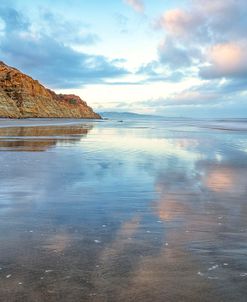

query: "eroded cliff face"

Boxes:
[0, 61, 101, 119]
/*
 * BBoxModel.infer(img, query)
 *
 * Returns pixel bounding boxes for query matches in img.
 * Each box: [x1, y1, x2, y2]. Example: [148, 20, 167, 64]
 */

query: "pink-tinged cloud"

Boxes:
[157, 9, 203, 37]
[154, 0, 247, 81]
[200, 42, 247, 78]
[124, 0, 144, 13]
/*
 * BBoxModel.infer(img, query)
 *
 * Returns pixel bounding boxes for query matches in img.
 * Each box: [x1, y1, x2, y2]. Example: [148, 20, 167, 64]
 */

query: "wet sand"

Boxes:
[0, 118, 247, 301]
[0, 118, 102, 128]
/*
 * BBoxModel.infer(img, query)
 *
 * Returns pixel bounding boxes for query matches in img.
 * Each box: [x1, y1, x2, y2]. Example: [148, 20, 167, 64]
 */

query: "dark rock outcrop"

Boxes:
[0, 61, 101, 119]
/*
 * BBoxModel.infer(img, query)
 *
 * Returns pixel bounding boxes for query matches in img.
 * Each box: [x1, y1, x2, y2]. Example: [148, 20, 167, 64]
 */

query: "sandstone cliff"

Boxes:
[0, 61, 101, 119]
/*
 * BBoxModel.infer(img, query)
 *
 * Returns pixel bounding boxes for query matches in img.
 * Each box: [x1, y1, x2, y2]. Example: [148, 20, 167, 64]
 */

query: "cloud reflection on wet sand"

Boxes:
[0, 119, 247, 301]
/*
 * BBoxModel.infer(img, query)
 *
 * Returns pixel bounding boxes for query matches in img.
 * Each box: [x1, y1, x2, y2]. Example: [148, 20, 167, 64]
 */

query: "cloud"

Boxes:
[155, 0, 247, 78]
[158, 0, 247, 42]
[200, 41, 247, 79]
[124, 0, 144, 13]
[1, 37, 128, 88]
[130, 76, 247, 117]
[193, 0, 247, 40]
[157, 8, 204, 39]
[137, 60, 185, 82]
[152, 6, 207, 72]
[142, 90, 219, 109]
[158, 38, 193, 68]
[0, 5, 29, 31]
[40, 9, 100, 46]
[0, 4, 129, 88]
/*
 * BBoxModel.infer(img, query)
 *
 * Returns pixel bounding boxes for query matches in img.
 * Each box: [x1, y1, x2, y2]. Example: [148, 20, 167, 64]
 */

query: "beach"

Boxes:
[0, 117, 247, 302]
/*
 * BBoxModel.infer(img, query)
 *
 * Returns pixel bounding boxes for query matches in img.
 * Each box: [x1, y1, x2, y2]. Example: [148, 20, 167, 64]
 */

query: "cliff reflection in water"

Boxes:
[0, 119, 247, 301]
[0, 124, 93, 151]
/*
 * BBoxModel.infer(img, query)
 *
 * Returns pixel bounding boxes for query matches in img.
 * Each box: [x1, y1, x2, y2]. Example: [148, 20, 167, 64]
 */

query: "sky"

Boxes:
[0, 0, 247, 117]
